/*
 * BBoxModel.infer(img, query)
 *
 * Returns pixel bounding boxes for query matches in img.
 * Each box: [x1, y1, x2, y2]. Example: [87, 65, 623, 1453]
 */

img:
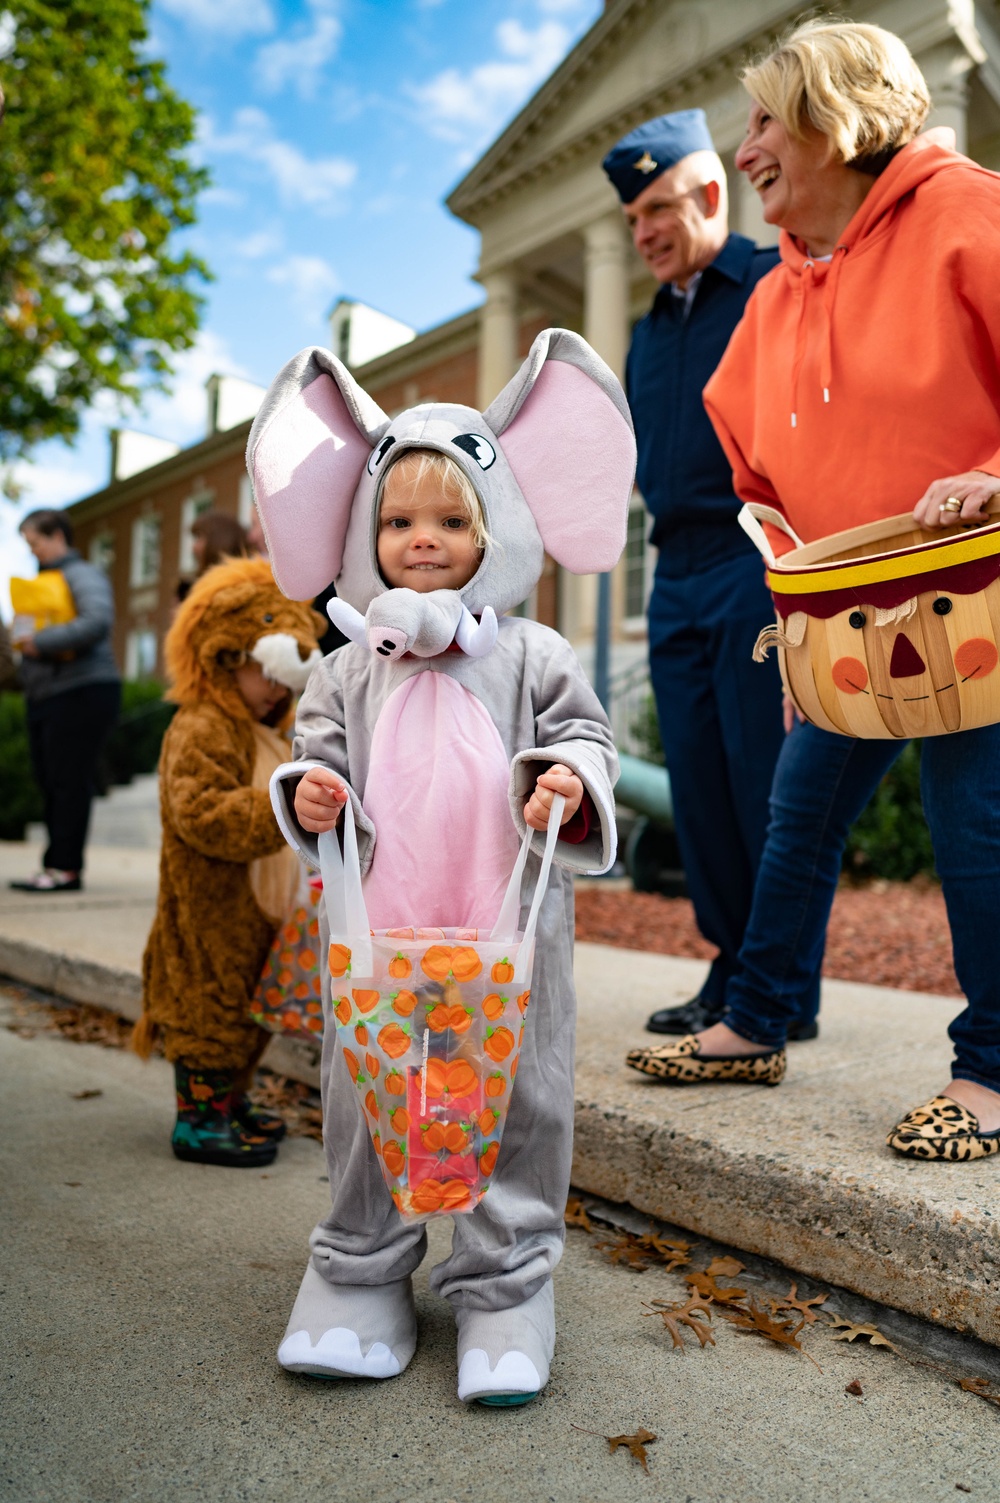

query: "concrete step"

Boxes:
[0, 839, 996, 1347]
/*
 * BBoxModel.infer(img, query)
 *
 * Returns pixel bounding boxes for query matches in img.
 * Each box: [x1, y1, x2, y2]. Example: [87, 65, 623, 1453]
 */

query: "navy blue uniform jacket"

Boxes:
[625, 233, 779, 549]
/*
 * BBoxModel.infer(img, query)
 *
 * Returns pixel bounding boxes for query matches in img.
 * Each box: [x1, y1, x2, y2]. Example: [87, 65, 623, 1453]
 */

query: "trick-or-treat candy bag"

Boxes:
[250, 879, 325, 1038]
[319, 793, 565, 1221]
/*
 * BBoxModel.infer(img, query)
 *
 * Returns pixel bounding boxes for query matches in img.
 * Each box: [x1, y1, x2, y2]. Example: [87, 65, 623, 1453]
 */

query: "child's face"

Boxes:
[234, 659, 290, 722]
[377, 468, 482, 593]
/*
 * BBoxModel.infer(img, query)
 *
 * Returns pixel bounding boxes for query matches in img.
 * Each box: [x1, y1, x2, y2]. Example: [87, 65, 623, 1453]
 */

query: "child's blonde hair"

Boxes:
[381, 448, 492, 552]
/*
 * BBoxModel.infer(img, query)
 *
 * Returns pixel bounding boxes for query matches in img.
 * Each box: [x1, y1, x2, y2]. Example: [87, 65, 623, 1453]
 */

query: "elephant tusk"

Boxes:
[326, 596, 368, 647]
[455, 605, 498, 658]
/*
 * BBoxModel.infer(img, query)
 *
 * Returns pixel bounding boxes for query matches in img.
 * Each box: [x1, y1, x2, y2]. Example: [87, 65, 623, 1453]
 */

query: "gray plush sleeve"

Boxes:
[269, 656, 376, 872]
[509, 634, 619, 875]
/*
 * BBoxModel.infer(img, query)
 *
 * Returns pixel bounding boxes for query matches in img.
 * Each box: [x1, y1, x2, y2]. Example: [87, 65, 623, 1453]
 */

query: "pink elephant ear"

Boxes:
[249, 350, 388, 600]
[484, 330, 636, 574]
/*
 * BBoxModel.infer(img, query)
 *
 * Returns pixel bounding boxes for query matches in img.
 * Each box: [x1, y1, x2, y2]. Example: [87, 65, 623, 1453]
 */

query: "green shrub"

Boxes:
[0, 693, 44, 840]
[630, 692, 935, 882]
[0, 681, 175, 842]
[842, 740, 935, 881]
[101, 680, 175, 788]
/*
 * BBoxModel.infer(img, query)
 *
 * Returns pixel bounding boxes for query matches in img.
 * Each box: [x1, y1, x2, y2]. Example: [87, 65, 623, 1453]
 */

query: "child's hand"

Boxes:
[295, 767, 348, 833]
[524, 763, 583, 832]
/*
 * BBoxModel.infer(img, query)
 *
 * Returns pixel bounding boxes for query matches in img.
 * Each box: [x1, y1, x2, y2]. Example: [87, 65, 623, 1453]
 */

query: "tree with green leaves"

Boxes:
[0, 0, 209, 487]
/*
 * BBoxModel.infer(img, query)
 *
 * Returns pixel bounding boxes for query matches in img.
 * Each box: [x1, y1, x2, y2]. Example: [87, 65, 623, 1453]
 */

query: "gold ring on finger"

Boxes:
[940, 496, 963, 514]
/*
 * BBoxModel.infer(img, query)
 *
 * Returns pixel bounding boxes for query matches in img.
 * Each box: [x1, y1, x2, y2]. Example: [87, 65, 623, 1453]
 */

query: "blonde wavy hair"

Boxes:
[381, 448, 492, 552]
[742, 19, 931, 169]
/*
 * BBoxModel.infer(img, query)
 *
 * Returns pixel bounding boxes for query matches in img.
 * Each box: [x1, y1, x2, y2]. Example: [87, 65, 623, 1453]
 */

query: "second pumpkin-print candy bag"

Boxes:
[319, 794, 564, 1221]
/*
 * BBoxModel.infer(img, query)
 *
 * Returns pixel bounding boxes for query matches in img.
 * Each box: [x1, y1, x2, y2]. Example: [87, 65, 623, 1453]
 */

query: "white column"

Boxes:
[919, 40, 973, 155]
[582, 212, 631, 378]
[477, 269, 519, 409]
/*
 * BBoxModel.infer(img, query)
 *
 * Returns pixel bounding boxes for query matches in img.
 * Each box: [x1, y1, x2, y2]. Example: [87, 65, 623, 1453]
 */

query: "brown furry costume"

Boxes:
[136, 557, 323, 1070]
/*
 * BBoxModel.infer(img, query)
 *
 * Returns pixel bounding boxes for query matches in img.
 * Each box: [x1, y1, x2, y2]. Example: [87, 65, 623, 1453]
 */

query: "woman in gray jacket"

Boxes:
[11, 509, 121, 892]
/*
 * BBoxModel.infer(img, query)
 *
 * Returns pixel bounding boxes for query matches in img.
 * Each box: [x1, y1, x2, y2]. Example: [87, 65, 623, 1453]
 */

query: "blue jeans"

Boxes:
[649, 526, 818, 1021]
[725, 720, 1000, 1091]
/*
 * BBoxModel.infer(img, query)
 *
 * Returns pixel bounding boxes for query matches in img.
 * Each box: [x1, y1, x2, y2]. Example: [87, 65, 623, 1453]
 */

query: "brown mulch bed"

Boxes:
[574, 879, 960, 997]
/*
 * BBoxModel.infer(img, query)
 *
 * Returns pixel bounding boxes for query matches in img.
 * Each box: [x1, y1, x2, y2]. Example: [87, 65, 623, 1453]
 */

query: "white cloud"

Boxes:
[158, 0, 275, 38]
[255, 0, 341, 99]
[267, 254, 338, 321]
[202, 108, 356, 211]
[410, 19, 572, 144]
[139, 330, 252, 446]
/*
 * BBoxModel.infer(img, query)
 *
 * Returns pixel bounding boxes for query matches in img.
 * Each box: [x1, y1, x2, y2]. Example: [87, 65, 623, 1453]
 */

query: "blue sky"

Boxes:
[2, 0, 602, 597]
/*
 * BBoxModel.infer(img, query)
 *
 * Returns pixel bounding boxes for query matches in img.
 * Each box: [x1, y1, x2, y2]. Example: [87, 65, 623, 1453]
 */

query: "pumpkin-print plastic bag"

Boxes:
[250, 879, 325, 1038]
[319, 793, 565, 1221]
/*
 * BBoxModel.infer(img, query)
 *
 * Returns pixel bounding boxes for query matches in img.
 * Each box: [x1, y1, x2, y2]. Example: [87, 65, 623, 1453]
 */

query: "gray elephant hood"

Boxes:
[247, 328, 636, 619]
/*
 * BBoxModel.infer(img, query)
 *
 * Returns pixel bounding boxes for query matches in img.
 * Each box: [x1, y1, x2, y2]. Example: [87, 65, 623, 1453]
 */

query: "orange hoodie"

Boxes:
[703, 134, 1000, 556]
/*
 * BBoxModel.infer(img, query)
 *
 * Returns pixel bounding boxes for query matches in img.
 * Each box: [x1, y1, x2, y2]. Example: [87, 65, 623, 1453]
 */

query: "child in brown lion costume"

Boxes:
[133, 556, 324, 1167]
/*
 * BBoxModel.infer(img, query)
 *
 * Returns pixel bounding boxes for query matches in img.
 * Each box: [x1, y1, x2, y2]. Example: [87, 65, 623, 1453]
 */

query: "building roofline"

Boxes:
[67, 420, 253, 525]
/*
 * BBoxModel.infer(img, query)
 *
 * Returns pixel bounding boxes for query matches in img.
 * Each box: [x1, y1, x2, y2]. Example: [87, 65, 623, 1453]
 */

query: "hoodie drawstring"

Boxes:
[790, 245, 847, 427]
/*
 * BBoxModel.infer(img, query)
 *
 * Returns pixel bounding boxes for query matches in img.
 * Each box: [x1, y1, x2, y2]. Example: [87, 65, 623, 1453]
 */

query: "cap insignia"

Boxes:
[634, 151, 658, 174]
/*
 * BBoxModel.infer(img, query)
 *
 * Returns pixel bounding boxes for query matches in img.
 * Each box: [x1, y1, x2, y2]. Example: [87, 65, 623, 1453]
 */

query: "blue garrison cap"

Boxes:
[602, 109, 716, 204]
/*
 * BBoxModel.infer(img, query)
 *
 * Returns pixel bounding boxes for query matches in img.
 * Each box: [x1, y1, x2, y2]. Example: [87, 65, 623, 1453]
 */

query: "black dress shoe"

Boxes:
[645, 1000, 820, 1042]
[645, 997, 722, 1035]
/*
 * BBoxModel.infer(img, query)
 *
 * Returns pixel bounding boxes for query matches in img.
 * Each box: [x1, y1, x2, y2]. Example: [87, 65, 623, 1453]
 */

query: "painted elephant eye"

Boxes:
[453, 433, 496, 470]
[848, 610, 866, 629]
[932, 597, 953, 615]
[367, 435, 396, 476]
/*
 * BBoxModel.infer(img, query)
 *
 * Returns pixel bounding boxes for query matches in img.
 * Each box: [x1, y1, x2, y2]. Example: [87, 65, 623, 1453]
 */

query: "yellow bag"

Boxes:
[10, 572, 76, 643]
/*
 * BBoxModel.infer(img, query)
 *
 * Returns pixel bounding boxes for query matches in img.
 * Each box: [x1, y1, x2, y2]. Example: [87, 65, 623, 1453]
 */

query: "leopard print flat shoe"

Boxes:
[626, 1033, 786, 1086]
[886, 1095, 1000, 1161]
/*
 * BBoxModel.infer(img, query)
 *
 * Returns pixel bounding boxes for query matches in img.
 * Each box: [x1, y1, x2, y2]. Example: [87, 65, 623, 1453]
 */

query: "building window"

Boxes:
[125, 628, 158, 681]
[130, 515, 161, 588]
[178, 491, 214, 575]
[238, 473, 254, 529]
[623, 504, 650, 622]
[89, 533, 115, 573]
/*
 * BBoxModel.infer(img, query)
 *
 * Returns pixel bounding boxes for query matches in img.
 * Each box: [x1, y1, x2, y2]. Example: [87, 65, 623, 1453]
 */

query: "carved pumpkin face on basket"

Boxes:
[755, 513, 1000, 740]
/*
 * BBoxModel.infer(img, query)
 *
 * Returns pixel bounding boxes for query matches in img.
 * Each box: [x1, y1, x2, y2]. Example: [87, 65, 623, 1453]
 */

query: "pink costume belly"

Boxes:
[361, 670, 521, 931]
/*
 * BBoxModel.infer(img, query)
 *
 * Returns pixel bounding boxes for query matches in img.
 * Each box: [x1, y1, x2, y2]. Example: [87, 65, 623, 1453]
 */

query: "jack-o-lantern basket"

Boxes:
[739, 501, 1000, 739]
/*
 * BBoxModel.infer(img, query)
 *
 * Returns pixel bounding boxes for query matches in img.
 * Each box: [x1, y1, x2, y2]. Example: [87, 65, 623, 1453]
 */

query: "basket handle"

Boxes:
[318, 799, 373, 978]
[737, 503, 805, 567]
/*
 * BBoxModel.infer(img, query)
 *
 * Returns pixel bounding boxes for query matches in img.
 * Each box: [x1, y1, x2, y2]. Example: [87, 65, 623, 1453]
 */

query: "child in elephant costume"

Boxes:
[249, 328, 636, 1404]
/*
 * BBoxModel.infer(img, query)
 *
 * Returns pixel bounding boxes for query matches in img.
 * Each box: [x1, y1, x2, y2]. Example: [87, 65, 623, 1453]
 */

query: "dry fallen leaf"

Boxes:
[685, 1270, 748, 1306]
[770, 1282, 829, 1325]
[827, 1316, 897, 1351]
[597, 1234, 654, 1271]
[705, 1255, 745, 1278]
[719, 1300, 822, 1372]
[958, 1377, 1000, 1408]
[71, 1089, 102, 1100]
[571, 1425, 657, 1473]
[564, 1198, 593, 1233]
[645, 1294, 715, 1351]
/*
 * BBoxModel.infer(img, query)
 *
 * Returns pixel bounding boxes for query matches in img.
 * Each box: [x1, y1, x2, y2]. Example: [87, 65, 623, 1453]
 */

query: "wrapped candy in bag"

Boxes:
[319, 794, 564, 1220]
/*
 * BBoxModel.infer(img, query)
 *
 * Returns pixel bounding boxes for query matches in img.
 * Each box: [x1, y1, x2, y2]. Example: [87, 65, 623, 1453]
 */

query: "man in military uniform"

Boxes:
[603, 110, 818, 1038]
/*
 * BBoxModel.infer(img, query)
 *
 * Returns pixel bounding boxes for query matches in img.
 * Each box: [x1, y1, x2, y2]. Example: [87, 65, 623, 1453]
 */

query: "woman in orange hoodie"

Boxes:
[627, 19, 1000, 1163]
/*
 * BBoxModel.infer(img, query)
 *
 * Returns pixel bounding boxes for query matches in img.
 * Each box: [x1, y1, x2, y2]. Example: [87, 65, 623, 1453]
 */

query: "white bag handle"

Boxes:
[318, 799, 373, 978]
[490, 792, 565, 985]
[319, 790, 566, 989]
[737, 503, 804, 568]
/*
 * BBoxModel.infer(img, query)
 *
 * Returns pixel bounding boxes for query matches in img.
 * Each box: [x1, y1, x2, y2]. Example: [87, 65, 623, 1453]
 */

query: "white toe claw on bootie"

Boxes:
[457, 1348, 541, 1403]
[277, 1262, 416, 1380]
[454, 1280, 555, 1403]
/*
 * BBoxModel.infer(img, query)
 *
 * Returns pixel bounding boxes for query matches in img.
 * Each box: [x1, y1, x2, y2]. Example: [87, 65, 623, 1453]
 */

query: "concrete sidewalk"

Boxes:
[1, 839, 998, 1350]
[4, 997, 999, 1503]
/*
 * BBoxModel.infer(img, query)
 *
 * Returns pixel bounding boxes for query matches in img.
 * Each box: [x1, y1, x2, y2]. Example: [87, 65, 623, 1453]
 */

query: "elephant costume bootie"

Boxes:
[277, 1261, 417, 1379]
[455, 1279, 554, 1406]
[171, 1063, 278, 1168]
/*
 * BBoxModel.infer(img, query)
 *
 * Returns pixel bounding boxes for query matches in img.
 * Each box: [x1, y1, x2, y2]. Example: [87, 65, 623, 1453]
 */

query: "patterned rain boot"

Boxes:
[455, 1280, 555, 1406]
[233, 1096, 288, 1141]
[171, 1063, 278, 1168]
